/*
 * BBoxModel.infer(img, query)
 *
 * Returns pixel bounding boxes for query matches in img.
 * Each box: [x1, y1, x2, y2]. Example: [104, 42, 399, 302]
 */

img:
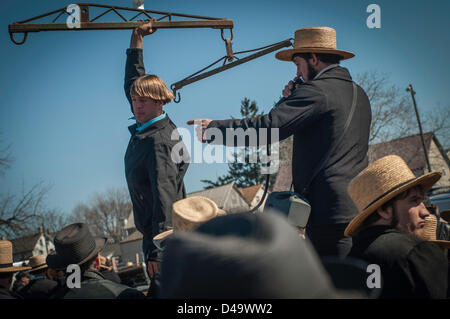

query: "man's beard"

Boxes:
[306, 61, 318, 81]
[392, 206, 422, 238]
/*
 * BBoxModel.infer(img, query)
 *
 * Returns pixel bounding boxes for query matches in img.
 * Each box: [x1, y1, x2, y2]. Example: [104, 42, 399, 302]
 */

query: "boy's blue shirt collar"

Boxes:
[129, 111, 167, 132]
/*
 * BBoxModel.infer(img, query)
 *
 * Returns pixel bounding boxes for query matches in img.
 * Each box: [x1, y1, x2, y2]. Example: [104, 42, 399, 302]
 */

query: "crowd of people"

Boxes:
[1, 22, 448, 299]
[1, 154, 449, 299]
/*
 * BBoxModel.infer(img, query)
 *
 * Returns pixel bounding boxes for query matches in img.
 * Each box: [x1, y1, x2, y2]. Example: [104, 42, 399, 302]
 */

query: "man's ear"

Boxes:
[310, 53, 320, 67]
[377, 205, 393, 222]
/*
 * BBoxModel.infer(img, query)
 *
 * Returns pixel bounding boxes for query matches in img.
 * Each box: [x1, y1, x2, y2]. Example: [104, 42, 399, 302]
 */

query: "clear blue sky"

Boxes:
[1, 0, 449, 216]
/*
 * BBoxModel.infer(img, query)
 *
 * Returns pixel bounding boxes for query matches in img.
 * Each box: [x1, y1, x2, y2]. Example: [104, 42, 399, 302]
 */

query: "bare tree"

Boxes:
[69, 188, 132, 243]
[356, 71, 417, 144]
[356, 71, 450, 148]
[0, 135, 13, 176]
[0, 182, 51, 239]
[36, 208, 71, 235]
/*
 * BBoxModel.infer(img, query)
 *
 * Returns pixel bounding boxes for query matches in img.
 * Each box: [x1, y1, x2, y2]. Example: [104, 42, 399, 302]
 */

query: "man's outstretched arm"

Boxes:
[124, 20, 156, 111]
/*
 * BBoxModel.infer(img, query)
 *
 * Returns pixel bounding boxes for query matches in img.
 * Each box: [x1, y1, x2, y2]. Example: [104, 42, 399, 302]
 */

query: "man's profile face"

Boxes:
[131, 95, 162, 124]
[392, 187, 429, 238]
[292, 55, 317, 82]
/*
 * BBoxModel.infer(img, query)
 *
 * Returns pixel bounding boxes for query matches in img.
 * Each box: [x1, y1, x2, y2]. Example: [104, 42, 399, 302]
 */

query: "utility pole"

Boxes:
[406, 84, 432, 173]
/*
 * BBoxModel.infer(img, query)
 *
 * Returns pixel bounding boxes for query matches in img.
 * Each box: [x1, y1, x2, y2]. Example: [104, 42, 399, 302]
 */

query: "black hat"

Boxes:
[46, 223, 107, 271]
[160, 212, 338, 299]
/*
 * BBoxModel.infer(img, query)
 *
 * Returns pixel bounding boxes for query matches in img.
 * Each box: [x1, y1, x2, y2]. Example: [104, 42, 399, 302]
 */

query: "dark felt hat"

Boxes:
[46, 223, 107, 271]
[160, 212, 339, 299]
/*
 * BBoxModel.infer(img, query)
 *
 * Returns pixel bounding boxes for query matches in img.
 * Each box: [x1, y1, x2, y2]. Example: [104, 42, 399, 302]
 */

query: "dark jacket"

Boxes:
[61, 270, 145, 299]
[18, 275, 58, 299]
[0, 286, 19, 299]
[124, 48, 189, 259]
[208, 66, 371, 226]
[348, 225, 448, 298]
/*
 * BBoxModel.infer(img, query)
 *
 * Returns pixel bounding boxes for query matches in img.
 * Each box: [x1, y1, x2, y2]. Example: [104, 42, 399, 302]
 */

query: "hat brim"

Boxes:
[276, 48, 355, 62]
[0, 265, 31, 273]
[429, 240, 450, 250]
[27, 264, 49, 274]
[345, 172, 442, 237]
[46, 237, 107, 271]
[153, 229, 173, 242]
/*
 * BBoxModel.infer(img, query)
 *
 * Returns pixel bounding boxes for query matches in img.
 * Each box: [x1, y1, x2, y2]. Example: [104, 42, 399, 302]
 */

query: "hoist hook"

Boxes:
[9, 31, 28, 45]
[221, 28, 233, 41]
[171, 85, 181, 103]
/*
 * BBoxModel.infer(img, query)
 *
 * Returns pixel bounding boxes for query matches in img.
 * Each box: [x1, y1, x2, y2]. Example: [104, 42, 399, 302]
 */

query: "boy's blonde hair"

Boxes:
[130, 75, 175, 104]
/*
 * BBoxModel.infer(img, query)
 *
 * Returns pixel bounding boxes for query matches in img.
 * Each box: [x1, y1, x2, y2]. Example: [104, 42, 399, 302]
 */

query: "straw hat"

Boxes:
[153, 196, 227, 243]
[421, 214, 450, 249]
[440, 210, 450, 223]
[0, 240, 31, 273]
[275, 27, 355, 62]
[27, 254, 49, 274]
[345, 155, 442, 237]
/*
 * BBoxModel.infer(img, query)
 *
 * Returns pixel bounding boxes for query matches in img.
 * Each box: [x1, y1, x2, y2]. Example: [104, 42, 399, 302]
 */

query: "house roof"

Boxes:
[188, 183, 236, 208]
[120, 230, 143, 244]
[10, 233, 42, 255]
[101, 242, 121, 258]
[272, 132, 449, 192]
[368, 132, 435, 172]
[239, 184, 264, 204]
[125, 210, 135, 230]
[272, 162, 292, 192]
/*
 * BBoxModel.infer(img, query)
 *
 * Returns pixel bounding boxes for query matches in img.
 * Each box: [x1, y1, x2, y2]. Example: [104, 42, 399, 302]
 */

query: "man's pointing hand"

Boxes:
[187, 119, 212, 143]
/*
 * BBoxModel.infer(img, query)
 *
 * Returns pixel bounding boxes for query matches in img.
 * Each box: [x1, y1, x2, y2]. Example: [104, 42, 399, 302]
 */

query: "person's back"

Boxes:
[292, 66, 371, 227]
[62, 270, 145, 299]
[19, 275, 58, 299]
[349, 225, 448, 298]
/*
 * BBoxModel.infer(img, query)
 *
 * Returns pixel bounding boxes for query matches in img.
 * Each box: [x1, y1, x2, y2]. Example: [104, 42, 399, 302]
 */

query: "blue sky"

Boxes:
[1, 0, 449, 216]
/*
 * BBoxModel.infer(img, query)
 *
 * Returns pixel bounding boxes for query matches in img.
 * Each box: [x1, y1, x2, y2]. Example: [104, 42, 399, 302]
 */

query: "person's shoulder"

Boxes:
[367, 229, 426, 259]
[99, 279, 145, 299]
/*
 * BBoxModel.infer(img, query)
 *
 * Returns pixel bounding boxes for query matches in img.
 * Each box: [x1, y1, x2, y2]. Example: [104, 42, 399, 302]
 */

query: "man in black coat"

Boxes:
[345, 155, 448, 298]
[47, 223, 145, 299]
[19, 255, 57, 299]
[0, 240, 31, 299]
[188, 27, 371, 257]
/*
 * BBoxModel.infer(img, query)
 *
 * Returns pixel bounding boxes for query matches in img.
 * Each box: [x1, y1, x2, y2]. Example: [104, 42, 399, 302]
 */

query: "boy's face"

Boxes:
[392, 187, 429, 238]
[131, 96, 163, 124]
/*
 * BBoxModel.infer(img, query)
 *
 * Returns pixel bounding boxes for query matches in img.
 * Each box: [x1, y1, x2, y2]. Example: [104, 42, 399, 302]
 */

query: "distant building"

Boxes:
[239, 184, 268, 212]
[188, 183, 250, 214]
[10, 227, 55, 263]
[120, 183, 251, 263]
[273, 132, 450, 194]
[368, 132, 450, 193]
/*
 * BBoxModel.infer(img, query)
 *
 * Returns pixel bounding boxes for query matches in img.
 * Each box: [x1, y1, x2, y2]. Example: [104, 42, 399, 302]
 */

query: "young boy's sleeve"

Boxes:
[124, 48, 146, 113]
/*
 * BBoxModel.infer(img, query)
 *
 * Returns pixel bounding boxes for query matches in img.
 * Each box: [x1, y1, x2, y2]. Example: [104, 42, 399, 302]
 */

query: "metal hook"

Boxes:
[171, 85, 181, 103]
[9, 32, 28, 45]
[220, 28, 233, 41]
[173, 92, 181, 103]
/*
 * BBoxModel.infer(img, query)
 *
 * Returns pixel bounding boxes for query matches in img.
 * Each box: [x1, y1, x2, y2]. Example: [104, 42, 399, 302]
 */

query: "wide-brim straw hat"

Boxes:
[345, 155, 442, 237]
[46, 223, 107, 271]
[0, 240, 31, 273]
[27, 254, 49, 274]
[422, 214, 450, 249]
[153, 196, 227, 243]
[275, 27, 355, 62]
[440, 210, 450, 223]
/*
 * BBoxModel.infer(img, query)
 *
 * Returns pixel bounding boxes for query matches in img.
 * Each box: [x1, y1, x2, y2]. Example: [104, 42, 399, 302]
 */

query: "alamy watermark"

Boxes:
[66, 4, 81, 29]
[169, 124, 280, 175]
[366, 4, 381, 29]
[366, 264, 381, 289]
